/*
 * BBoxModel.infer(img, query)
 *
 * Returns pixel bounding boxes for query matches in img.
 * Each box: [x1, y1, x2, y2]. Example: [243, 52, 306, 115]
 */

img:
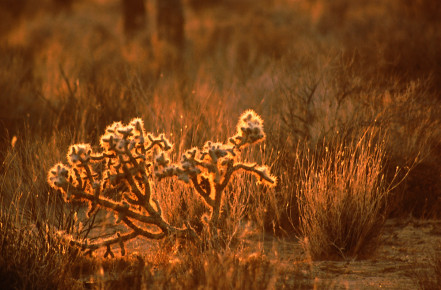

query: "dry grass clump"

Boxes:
[0, 133, 92, 289]
[295, 128, 400, 260]
[0, 196, 82, 289]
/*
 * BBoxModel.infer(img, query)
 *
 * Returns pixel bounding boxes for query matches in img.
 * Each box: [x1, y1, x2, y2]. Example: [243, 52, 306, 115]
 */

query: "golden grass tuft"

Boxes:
[295, 128, 401, 260]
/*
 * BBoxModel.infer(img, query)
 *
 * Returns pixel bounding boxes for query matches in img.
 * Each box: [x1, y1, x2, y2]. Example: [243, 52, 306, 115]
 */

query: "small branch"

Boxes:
[70, 231, 138, 253]
[145, 134, 172, 152]
[122, 217, 166, 239]
[209, 186, 223, 226]
[59, 64, 77, 99]
[72, 167, 83, 190]
[152, 199, 162, 216]
[90, 153, 115, 161]
[233, 163, 276, 185]
[104, 245, 115, 258]
[82, 162, 95, 186]
[119, 155, 157, 215]
[67, 188, 161, 225]
[219, 160, 235, 190]
[117, 233, 126, 256]
[190, 176, 214, 207]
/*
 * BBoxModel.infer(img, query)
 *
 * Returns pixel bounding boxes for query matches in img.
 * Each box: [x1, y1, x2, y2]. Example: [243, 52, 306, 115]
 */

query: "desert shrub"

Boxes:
[295, 128, 403, 260]
[379, 83, 441, 218]
[0, 132, 95, 289]
[47, 110, 276, 256]
[273, 49, 441, 223]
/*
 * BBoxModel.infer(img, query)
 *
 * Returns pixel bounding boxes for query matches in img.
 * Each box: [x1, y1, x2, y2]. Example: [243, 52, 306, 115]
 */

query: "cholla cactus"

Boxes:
[48, 110, 276, 256]
[156, 110, 275, 228]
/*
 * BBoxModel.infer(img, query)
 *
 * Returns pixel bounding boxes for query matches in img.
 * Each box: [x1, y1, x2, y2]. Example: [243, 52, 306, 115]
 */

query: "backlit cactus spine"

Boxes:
[48, 110, 276, 256]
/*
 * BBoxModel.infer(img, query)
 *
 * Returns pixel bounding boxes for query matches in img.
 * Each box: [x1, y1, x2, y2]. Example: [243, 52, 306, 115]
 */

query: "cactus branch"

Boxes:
[232, 163, 277, 186]
[70, 231, 138, 253]
[190, 176, 214, 207]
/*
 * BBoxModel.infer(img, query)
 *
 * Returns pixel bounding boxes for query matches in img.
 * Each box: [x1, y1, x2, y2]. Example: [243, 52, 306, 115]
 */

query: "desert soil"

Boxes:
[83, 211, 441, 289]
[271, 218, 441, 289]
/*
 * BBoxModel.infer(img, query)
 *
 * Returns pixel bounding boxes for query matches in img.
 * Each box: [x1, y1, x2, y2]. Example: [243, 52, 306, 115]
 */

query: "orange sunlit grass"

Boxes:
[296, 128, 403, 260]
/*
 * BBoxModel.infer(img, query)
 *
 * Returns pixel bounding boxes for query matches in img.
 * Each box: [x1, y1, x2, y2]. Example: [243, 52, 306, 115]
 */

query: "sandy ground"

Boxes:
[271, 218, 441, 289]
[81, 210, 441, 289]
